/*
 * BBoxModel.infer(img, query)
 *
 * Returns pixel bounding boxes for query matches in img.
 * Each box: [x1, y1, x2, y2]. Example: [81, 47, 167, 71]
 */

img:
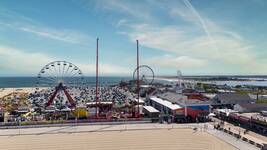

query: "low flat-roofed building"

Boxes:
[234, 104, 267, 113]
[230, 112, 267, 130]
[156, 92, 210, 120]
[185, 93, 209, 101]
[214, 109, 238, 116]
[16, 106, 30, 114]
[251, 113, 267, 124]
[212, 93, 255, 109]
[148, 97, 183, 116]
[239, 112, 257, 118]
[157, 92, 210, 106]
[143, 106, 160, 119]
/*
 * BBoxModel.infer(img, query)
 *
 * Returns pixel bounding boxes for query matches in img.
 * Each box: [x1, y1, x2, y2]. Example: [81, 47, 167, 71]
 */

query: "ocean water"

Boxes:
[2, 76, 267, 88]
[0, 77, 131, 88]
[154, 77, 267, 87]
[207, 80, 267, 87]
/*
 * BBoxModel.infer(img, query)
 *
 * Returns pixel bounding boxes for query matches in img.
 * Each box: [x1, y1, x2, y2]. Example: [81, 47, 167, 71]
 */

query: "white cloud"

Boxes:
[169, 7, 197, 24]
[0, 10, 93, 45]
[125, 23, 266, 73]
[77, 63, 131, 76]
[114, 19, 129, 28]
[95, 0, 154, 21]
[19, 26, 93, 45]
[145, 55, 207, 69]
[0, 9, 130, 76]
[0, 46, 54, 74]
[0, 46, 131, 76]
[106, 0, 267, 74]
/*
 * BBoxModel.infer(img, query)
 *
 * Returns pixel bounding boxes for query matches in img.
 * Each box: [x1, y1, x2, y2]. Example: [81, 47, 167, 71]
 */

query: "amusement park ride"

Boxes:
[45, 82, 76, 108]
[133, 65, 154, 86]
[36, 61, 84, 108]
[35, 39, 154, 120]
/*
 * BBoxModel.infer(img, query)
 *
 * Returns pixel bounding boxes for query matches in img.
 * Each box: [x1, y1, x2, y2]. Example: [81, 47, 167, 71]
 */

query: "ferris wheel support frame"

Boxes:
[46, 83, 76, 108]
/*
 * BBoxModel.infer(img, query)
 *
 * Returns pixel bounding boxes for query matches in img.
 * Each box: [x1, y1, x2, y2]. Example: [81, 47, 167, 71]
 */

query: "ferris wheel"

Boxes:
[36, 61, 85, 88]
[133, 65, 154, 85]
[36, 61, 85, 108]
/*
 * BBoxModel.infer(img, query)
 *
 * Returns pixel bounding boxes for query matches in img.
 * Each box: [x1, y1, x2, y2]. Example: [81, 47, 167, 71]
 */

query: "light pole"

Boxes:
[95, 38, 99, 118]
[136, 40, 140, 118]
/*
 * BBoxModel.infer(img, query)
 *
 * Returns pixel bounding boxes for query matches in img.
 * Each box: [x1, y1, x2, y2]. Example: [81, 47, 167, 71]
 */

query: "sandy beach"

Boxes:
[0, 124, 238, 150]
[0, 88, 38, 98]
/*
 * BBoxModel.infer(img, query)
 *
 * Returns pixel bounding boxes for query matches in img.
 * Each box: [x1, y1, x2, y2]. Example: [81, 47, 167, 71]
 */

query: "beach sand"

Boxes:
[0, 88, 38, 98]
[0, 125, 237, 150]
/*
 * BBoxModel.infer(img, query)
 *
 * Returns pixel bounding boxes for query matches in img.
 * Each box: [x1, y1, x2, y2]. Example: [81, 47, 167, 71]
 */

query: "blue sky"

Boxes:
[0, 0, 267, 76]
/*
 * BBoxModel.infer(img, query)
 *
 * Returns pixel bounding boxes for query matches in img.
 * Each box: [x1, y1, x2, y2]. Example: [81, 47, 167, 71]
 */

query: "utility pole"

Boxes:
[96, 38, 99, 118]
[136, 40, 140, 118]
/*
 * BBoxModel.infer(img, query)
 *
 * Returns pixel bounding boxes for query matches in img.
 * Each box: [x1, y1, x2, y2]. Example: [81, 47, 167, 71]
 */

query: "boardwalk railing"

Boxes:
[0, 118, 153, 129]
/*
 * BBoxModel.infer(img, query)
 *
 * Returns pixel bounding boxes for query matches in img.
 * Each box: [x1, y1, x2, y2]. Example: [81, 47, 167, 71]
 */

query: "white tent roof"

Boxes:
[143, 106, 159, 113]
